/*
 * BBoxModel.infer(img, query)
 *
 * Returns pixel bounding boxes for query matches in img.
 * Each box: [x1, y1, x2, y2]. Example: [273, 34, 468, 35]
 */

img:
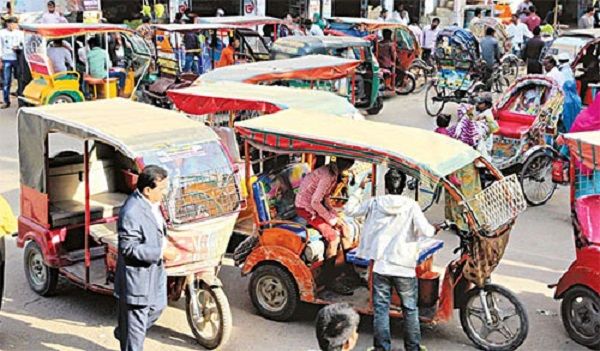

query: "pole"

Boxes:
[105, 32, 110, 98]
[553, 0, 559, 29]
[84, 140, 90, 286]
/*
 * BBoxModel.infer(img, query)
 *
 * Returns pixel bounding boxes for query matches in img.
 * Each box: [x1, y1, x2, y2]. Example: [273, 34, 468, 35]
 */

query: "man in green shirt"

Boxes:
[86, 37, 126, 92]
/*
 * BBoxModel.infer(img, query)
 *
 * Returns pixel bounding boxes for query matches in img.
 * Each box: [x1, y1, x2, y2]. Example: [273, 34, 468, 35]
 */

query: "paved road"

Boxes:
[0, 93, 586, 351]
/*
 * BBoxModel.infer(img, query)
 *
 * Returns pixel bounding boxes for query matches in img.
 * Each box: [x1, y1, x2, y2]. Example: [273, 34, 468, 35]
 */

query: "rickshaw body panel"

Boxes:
[241, 244, 316, 302]
[554, 247, 600, 299]
[17, 217, 62, 266]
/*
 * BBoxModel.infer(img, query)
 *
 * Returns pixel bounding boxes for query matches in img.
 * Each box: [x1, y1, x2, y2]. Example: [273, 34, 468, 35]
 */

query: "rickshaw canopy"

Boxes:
[326, 17, 411, 32]
[152, 23, 244, 32]
[18, 99, 218, 192]
[436, 26, 480, 61]
[235, 109, 481, 181]
[19, 23, 132, 38]
[271, 35, 371, 57]
[561, 132, 600, 170]
[198, 55, 360, 83]
[196, 16, 285, 26]
[167, 81, 361, 118]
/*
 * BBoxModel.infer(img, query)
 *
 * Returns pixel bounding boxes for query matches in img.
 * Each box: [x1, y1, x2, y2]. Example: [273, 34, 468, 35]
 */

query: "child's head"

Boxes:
[436, 114, 451, 128]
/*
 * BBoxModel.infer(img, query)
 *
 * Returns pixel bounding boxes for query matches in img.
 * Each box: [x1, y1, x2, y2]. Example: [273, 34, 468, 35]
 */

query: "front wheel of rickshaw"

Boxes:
[460, 284, 529, 351]
[520, 152, 557, 206]
[561, 286, 600, 349]
[408, 64, 428, 93]
[365, 96, 384, 115]
[24, 241, 59, 296]
[250, 264, 299, 321]
[185, 281, 232, 350]
[49, 94, 75, 104]
[425, 83, 445, 116]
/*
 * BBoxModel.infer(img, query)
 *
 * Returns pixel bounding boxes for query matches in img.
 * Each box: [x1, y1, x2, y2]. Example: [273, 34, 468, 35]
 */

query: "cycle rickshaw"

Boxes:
[490, 75, 564, 206]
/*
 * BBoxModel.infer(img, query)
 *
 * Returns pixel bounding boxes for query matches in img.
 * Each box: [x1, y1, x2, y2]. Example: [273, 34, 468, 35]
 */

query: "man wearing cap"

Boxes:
[0, 17, 23, 109]
[40, 1, 68, 24]
[544, 55, 566, 88]
[557, 53, 575, 84]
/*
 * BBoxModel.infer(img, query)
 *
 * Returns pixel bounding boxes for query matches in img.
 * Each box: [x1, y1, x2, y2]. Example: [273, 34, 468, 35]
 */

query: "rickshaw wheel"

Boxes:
[24, 241, 58, 296]
[185, 282, 232, 350]
[250, 264, 298, 321]
[561, 286, 600, 349]
[520, 152, 557, 206]
[425, 83, 445, 117]
[408, 64, 428, 93]
[49, 94, 75, 104]
[366, 96, 384, 115]
[460, 284, 528, 351]
[395, 73, 416, 95]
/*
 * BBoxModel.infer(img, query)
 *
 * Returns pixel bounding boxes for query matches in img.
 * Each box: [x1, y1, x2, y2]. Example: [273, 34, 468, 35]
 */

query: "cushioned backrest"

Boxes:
[576, 194, 600, 244]
[48, 160, 116, 202]
[252, 181, 271, 223]
[497, 110, 536, 125]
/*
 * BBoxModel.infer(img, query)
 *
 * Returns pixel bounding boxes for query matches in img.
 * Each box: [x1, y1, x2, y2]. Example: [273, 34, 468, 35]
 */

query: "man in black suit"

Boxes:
[114, 165, 176, 351]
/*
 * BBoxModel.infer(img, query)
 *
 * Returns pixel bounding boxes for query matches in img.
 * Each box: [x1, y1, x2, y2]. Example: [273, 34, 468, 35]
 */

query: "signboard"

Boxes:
[308, 0, 319, 19]
[243, 0, 255, 15]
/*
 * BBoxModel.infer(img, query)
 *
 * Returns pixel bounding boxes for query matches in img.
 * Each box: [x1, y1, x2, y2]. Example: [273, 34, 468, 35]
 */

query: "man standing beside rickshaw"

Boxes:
[345, 169, 439, 351]
[0, 16, 23, 109]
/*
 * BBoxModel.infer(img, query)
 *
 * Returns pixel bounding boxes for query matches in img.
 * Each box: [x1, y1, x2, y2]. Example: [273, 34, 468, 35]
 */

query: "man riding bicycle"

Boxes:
[479, 27, 501, 91]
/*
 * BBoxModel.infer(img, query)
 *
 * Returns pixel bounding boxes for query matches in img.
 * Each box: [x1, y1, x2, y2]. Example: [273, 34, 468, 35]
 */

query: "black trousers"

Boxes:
[115, 299, 164, 351]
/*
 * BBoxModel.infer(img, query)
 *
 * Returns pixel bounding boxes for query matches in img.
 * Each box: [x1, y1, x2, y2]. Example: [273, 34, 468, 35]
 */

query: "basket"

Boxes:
[467, 174, 527, 232]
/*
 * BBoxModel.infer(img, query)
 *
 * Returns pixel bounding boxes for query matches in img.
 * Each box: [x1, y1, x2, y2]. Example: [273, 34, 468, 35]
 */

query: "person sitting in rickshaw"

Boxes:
[87, 37, 127, 96]
[47, 39, 73, 74]
[295, 157, 355, 295]
[216, 36, 239, 68]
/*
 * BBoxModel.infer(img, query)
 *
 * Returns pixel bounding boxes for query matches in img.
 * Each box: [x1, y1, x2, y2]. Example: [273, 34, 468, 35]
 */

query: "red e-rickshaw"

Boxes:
[233, 109, 529, 351]
[16, 99, 242, 349]
[551, 131, 600, 349]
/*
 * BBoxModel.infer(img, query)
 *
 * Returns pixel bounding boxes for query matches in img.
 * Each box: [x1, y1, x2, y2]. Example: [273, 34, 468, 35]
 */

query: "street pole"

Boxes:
[553, 0, 558, 29]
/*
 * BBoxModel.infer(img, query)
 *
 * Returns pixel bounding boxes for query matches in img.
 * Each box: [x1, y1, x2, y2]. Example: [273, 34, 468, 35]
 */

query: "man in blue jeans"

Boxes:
[0, 17, 23, 108]
[345, 169, 439, 351]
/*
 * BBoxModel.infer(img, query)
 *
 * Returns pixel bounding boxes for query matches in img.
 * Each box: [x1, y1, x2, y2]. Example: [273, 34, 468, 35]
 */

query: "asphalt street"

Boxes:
[0, 92, 587, 351]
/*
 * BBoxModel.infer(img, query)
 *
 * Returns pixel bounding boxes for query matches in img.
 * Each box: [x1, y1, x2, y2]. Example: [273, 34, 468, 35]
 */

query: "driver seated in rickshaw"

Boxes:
[86, 37, 127, 97]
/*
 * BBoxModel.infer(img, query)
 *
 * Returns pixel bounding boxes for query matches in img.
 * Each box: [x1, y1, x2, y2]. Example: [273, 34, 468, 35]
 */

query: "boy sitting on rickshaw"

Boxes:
[295, 157, 356, 295]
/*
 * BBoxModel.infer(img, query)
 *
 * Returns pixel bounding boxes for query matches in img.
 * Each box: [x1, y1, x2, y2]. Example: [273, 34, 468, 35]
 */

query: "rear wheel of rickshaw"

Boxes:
[408, 64, 428, 93]
[365, 96, 384, 115]
[395, 72, 416, 95]
[250, 264, 298, 321]
[560, 286, 600, 349]
[460, 284, 528, 351]
[24, 241, 59, 296]
[49, 94, 75, 104]
[185, 281, 232, 350]
[425, 83, 445, 116]
[520, 152, 557, 206]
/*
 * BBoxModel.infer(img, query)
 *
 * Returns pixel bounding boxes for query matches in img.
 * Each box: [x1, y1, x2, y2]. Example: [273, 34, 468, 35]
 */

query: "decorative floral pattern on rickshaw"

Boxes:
[445, 163, 482, 231]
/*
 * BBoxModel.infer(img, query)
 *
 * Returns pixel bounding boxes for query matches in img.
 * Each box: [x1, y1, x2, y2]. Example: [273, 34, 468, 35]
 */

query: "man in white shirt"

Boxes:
[544, 55, 566, 88]
[579, 7, 595, 29]
[506, 14, 532, 56]
[408, 20, 422, 47]
[47, 39, 73, 74]
[421, 17, 440, 63]
[517, 0, 533, 21]
[39, 1, 68, 24]
[557, 52, 575, 84]
[0, 17, 23, 108]
[345, 169, 440, 351]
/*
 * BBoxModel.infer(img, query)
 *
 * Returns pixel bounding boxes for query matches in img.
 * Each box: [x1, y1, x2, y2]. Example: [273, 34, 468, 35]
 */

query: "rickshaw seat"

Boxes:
[496, 110, 536, 139]
[50, 192, 128, 228]
[575, 194, 600, 244]
[90, 222, 118, 247]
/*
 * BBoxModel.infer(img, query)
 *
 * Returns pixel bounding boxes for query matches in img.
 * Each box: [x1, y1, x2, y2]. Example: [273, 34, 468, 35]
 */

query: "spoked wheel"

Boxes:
[365, 96, 384, 115]
[460, 284, 528, 351]
[492, 76, 510, 94]
[503, 60, 519, 83]
[561, 286, 600, 349]
[24, 241, 59, 296]
[185, 281, 232, 350]
[249, 264, 298, 321]
[408, 64, 428, 93]
[425, 83, 446, 116]
[395, 73, 416, 95]
[520, 152, 557, 206]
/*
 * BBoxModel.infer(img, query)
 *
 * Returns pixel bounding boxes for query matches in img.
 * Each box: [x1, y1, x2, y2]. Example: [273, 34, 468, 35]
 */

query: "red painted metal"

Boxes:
[84, 140, 91, 286]
[242, 245, 316, 302]
[20, 185, 49, 227]
[554, 247, 600, 299]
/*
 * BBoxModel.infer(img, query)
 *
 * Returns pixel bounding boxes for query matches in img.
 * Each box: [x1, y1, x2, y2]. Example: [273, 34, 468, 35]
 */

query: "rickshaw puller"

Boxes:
[114, 166, 177, 351]
[345, 169, 440, 351]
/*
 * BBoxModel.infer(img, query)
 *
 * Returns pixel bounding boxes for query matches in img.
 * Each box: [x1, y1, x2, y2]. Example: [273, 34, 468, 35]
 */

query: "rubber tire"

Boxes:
[560, 286, 600, 349]
[185, 284, 232, 350]
[520, 152, 557, 207]
[49, 94, 75, 104]
[23, 241, 59, 297]
[366, 96, 384, 115]
[459, 284, 529, 351]
[425, 83, 445, 116]
[249, 264, 299, 322]
[395, 73, 416, 95]
[408, 64, 428, 93]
